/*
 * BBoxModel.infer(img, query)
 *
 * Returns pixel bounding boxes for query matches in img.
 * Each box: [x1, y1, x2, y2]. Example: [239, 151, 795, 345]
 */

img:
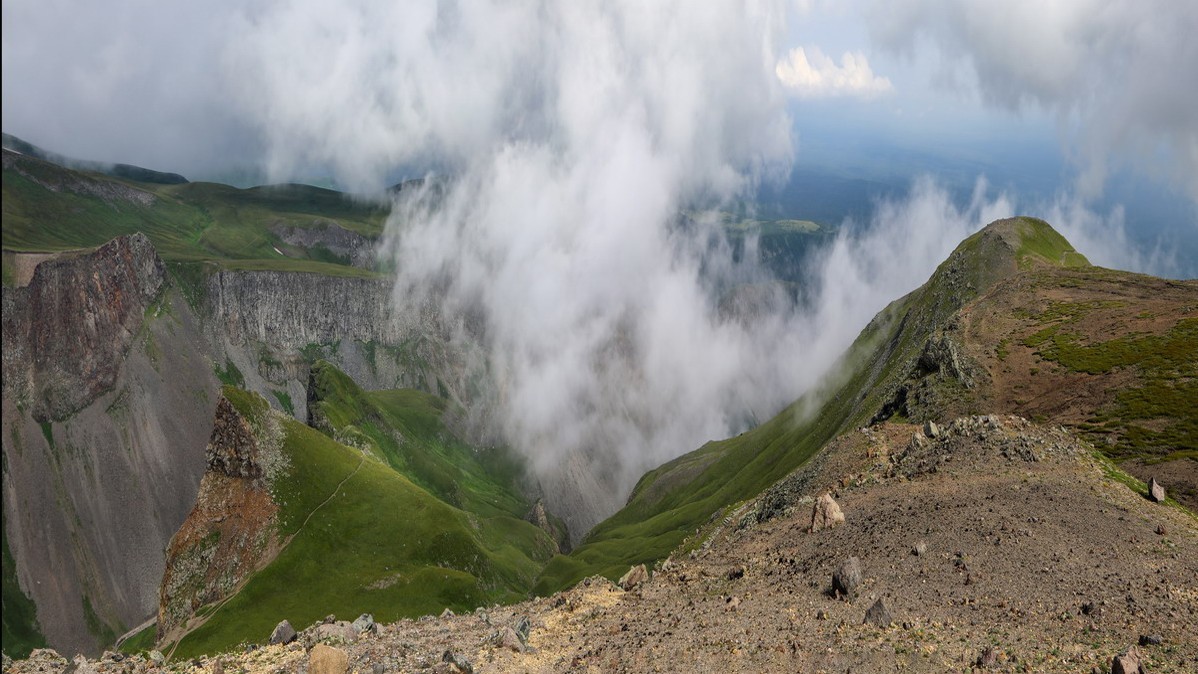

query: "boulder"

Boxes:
[977, 646, 999, 669]
[832, 556, 863, 599]
[619, 564, 649, 591]
[441, 650, 474, 673]
[863, 598, 893, 628]
[514, 616, 531, 643]
[1111, 645, 1143, 674]
[1148, 477, 1166, 503]
[496, 626, 525, 653]
[923, 421, 941, 439]
[809, 493, 845, 532]
[312, 621, 359, 643]
[269, 619, 297, 645]
[352, 613, 376, 634]
[310, 644, 348, 674]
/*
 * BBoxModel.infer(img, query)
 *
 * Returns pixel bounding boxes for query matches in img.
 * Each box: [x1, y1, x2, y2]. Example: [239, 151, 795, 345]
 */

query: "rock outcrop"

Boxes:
[271, 221, 376, 269]
[2, 233, 164, 421]
[2, 236, 216, 657]
[158, 396, 284, 642]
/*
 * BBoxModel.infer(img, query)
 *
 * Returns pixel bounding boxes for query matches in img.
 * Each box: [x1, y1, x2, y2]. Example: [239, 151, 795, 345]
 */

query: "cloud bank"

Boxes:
[776, 46, 893, 98]
[861, 0, 1198, 203]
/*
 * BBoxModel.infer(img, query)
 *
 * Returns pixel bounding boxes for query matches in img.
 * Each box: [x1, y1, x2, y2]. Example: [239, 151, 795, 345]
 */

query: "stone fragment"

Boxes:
[863, 598, 893, 628]
[310, 644, 348, 674]
[912, 541, 927, 557]
[270, 619, 297, 645]
[496, 627, 525, 653]
[1138, 634, 1163, 646]
[832, 556, 863, 599]
[514, 616, 531, 643]
[810, 493, 845, 532]
[923, 421, 941, 439]
[441, 650, 474, 673]
[619, 564, 649, 591]
[312, 621, 358, 644]
[1111, 645, 1143, 674]
[1148, 477, 1166, 503]
[977, 647, 998, 669]
[352, 613, 375, 634]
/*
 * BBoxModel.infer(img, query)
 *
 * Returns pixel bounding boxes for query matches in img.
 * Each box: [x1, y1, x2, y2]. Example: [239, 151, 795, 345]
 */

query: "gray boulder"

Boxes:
[1148, 477, 1166, 503]
[832, 556, 863, 599]
[352, 613, 376, 634]
[863, 598, 893, 628]
[270, 619, 298, 645]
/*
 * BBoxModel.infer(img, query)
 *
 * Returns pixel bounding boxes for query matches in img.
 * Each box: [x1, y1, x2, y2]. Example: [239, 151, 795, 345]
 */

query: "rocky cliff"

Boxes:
[158, 395, 283, 643]
[203, 270, 471, 421]
[1, 233, 165, 421]
[2, 236, 476, 657]
[2, 236, 218, 657]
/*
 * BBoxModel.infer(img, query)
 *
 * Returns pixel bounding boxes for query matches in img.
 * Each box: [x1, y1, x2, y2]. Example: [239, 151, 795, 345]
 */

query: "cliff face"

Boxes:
[1, 233, 165, 421]
[271, 221, 376, 269]
[204, 269, 473, 418]
[1, 236, 217, 657]
[2, 237, 477, 656]
[157, 396, 282, 643]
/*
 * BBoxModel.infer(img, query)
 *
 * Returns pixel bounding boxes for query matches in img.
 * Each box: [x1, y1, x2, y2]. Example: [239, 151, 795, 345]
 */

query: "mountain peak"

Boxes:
[963, 216, 1090, 270]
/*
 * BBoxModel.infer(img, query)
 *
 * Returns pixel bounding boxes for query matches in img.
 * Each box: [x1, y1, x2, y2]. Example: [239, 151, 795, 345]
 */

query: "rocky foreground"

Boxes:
[7, 415, 1196, 674]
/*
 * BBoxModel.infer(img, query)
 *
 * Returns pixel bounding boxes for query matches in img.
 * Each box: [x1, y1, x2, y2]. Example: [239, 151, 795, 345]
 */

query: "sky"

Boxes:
[4, 0, 1196, 529]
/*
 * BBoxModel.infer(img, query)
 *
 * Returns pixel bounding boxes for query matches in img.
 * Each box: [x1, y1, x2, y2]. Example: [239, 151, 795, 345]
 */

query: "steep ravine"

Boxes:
[1, 236, 471, 657]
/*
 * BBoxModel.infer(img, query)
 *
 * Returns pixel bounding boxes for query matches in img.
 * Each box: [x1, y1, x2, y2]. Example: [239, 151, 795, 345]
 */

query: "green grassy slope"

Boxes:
[533, 217, 1084, 593]
[169, 383, 554, 659]
[307, 361, 530, 518]
[1, 149, 386, 282]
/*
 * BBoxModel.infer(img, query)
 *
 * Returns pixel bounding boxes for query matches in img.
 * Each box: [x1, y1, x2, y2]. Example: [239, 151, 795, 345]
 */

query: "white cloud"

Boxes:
[776, 45, 893, 98]
[860, 0, 1198, 204]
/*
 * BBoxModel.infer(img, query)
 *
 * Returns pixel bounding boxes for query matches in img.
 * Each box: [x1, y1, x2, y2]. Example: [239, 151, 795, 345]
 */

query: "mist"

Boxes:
[217, 0, 1143, 533]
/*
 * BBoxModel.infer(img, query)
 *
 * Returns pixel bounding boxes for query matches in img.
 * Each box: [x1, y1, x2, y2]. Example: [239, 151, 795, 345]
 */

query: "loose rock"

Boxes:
[832, 556, 863, 599]
[810, 493, 845, 532]
[912, 541, 927, 557]
[1138, 634, 1162, 646]
[863, 598, 893, 628]
[514, 616, 531, 643]
[1148, 477, 1166, 503]
[496, 626, 525, 653]
[352, 613, 376, 634]
[441, 650, 473, 673]
[977, 646, 998, 669]
[310, 644, 349, 674]
[619, 564, 649, 591]
[314, 621, 360, 643]
[1110, 645, 1143, 674]
[924, 421, 941, 439]
[270, 619, 297, 645]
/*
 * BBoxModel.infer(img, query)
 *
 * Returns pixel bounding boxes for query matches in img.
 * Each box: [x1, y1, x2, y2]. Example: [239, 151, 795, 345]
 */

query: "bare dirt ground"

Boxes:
[15, 415, 1194, 674]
